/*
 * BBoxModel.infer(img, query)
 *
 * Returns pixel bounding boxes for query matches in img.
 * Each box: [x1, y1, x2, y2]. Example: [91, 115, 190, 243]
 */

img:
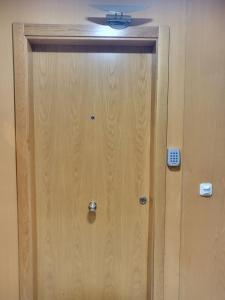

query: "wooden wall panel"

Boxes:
[1, 0, 224, 299]
[180, 0, 225, 299]
[0, 1, 185, 300]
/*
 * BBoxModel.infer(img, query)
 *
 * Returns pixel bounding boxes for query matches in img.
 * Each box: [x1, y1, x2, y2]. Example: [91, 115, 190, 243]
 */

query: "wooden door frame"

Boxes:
[13, 23, 169, 300]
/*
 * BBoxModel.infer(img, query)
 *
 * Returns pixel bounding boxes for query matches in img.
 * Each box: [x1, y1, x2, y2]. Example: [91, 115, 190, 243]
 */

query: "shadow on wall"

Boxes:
[87, 17, 153, 26]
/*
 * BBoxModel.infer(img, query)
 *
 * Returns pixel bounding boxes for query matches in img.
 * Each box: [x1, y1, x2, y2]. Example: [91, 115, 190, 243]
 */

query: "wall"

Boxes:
[180, 0, 225, 299]
[0, 0, 224, 299]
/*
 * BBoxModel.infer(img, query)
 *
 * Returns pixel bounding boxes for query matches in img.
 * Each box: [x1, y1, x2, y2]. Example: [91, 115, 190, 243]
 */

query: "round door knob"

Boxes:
[88, 201, 97, 212]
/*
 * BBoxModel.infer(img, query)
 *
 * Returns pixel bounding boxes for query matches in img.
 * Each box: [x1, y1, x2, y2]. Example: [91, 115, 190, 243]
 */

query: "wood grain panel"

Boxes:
[180, 1, 225, 299]
[1, 1, 183, 299]
[152, 27, 169, 300]
[24, 24, 159, 39]
[13, 23, 36, 300]
[32, 45, 152, 300]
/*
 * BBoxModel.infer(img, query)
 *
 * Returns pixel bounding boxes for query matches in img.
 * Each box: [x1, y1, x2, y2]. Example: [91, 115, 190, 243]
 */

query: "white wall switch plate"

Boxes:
[199, 183, 213, 197]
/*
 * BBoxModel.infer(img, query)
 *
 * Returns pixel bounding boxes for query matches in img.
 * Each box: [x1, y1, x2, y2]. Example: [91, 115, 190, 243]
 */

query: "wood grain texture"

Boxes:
[24, 24, 159, 39]
[180, 1, 225, 299]
[152, 26, 169, 300]
[13, 24, 169, 300]
[160, 2, 187, 300]
[32, 45, 152, 300]
[13, 24, 36, 300]
[2, 1, 186, 300]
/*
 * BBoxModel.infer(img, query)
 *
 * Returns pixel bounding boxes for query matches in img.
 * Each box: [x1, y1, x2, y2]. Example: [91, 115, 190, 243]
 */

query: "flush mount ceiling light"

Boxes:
[91, 4, 150, 29]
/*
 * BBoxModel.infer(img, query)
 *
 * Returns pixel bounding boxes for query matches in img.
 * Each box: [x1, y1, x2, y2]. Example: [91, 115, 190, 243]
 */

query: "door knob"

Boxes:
[88, 201, 97, 212]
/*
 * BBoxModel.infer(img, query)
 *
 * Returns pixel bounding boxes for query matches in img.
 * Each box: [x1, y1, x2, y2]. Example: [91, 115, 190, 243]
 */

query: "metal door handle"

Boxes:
[88, 201, 97, 212]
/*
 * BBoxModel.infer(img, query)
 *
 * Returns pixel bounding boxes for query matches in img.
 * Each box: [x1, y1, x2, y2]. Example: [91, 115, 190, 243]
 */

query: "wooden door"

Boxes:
[31, 44, 152, 300]
[13, 24, 169, 300]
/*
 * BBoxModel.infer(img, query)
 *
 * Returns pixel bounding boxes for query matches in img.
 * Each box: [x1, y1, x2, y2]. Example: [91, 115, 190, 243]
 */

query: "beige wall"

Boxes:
[0, 0, 224, 299]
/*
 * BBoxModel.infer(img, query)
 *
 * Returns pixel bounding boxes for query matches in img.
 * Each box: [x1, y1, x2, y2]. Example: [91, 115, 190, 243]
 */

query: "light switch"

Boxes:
[199, 183, 213, 197]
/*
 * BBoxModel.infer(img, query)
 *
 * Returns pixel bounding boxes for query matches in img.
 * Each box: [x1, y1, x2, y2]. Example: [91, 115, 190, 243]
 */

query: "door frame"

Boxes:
[13, 23, 169, 300]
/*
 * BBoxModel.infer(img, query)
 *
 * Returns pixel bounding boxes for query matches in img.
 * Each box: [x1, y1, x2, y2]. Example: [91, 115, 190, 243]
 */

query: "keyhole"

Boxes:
[139, 196, 148, 205]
